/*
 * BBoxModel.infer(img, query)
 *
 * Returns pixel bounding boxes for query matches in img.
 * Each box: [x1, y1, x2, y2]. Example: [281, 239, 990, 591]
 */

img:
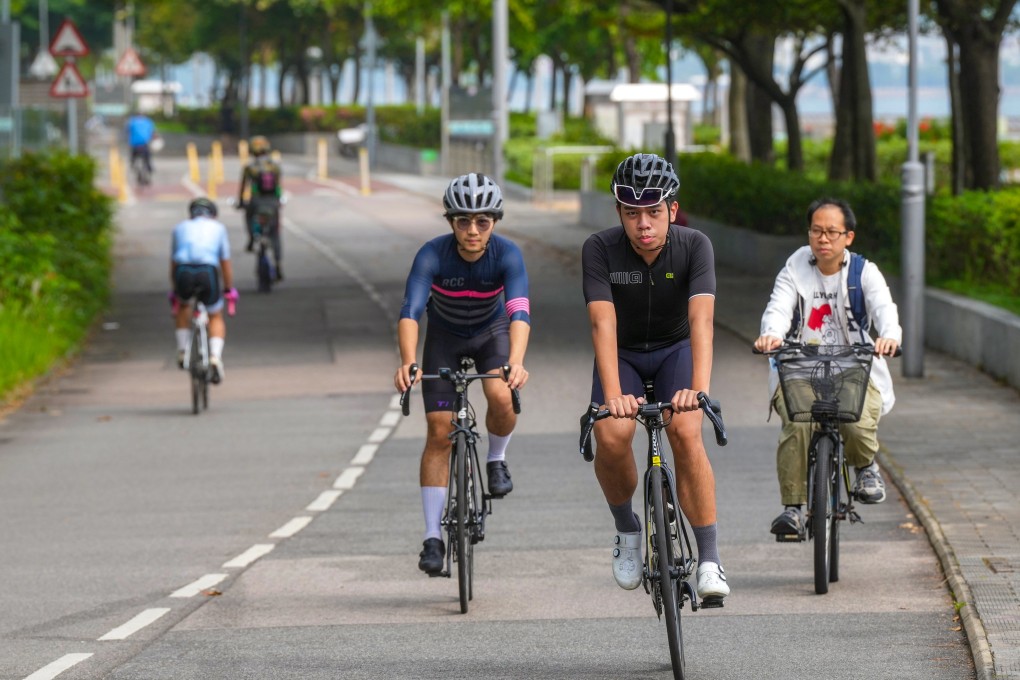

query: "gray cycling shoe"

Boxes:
[612, 531, 643, 590]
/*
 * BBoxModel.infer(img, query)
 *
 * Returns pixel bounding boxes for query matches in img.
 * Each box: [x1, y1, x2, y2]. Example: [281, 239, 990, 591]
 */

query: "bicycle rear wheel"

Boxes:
[651, 467, 685, 680]
[454, 434, 471, 614]
[189, 331, 202, 415]
[257, 247, 273, 293]
[812, 436, 834, 594]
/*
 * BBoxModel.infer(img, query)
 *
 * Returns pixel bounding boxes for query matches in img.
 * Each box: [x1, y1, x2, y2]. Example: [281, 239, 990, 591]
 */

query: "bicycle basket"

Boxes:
[775, 345, 873, 423]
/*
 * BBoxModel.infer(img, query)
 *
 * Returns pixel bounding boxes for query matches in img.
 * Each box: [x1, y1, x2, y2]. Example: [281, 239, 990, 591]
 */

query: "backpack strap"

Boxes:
[846, 252, 870, 342]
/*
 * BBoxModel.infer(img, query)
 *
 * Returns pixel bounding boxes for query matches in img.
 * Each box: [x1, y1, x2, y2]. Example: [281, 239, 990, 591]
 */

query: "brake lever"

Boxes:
[400, 363, 418, 416]
[502, 364, 521, 414]
[697, 392, 728, 447]
[579, 402, 599, 462]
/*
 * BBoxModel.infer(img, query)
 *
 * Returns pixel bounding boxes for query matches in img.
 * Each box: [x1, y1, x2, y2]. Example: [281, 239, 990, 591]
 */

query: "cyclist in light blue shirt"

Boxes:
[171, 198, 236, 384]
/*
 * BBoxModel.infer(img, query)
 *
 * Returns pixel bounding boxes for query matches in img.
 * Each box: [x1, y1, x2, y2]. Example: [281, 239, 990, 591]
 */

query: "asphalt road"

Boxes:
[0, 156, 972, 679]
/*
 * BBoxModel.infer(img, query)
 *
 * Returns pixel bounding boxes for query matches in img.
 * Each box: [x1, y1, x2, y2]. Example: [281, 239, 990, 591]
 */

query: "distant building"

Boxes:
[131, 80, 182, 117]
[586, 81, 701, 150]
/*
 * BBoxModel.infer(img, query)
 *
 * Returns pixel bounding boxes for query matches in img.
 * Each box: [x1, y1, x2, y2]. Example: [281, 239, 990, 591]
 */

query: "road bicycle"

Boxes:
[176, 292, 236, 415]
[239, 200, 282, 293]
[755, 342, 897, 594]
[400, 357, 521, 614]
[579, 385, 727, 680]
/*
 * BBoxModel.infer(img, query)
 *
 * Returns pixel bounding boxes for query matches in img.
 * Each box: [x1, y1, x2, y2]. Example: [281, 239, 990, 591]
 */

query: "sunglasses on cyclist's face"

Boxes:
[613, 185, 670, 208]
[451, 215, 496, 231]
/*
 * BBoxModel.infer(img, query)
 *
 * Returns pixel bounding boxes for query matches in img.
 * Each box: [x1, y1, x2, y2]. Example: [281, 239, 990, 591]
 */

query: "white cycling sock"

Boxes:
[209, 337, 225, 360]
[421, 486, 446, 541]
[487, 432, 512, 462]
[175, 329, 190, 352]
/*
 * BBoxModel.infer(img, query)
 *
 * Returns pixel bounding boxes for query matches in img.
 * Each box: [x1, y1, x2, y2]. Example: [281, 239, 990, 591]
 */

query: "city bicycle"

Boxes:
[400, 357, 521, 614]
[755, 342, 898, 594]
[239, 200, 282, 293]
[579, 385, 727, 680]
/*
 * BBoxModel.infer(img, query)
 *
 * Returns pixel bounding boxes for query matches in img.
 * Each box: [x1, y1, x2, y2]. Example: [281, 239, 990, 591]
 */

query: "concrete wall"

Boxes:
[578, 192, 1020, 392]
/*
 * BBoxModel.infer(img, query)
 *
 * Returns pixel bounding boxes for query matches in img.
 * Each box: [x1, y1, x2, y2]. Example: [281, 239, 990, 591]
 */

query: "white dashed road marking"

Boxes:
[333, 466, 365, 490]
[23, 653, 93, 680]
[351, 443, 378, 466]
[222, 544, 275, 569]
[269, 516, 313, 538]
[306, 490, 343, 512]
[98, 608, 171, 641]
[169, 574, 229, 599]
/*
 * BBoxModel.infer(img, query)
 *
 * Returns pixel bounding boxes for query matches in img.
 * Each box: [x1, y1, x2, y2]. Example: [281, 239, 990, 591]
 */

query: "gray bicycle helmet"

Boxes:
[611, 153, 679, 207]
[443, 173, 504, 219]
[188, 197, 218, 218]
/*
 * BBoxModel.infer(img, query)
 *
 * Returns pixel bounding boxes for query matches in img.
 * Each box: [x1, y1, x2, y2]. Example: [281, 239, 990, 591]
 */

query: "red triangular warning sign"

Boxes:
[115, 47, 146, 77]
[50, 61, 89, 98]
[49, 19, 89, 58]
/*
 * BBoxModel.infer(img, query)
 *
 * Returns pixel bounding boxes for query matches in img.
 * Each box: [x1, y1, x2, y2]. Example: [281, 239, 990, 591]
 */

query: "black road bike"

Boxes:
[579, 384, 727, 680]
[757, 343, 897, 594]
[182, 298, 211, 415]
[400, 357, 521, 614]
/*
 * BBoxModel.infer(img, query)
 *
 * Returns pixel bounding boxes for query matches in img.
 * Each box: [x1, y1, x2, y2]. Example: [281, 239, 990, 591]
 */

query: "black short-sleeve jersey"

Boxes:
[582, 224, 716, 351]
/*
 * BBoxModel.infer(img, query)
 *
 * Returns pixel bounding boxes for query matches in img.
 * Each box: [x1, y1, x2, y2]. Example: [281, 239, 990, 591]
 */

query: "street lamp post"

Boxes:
[664, 0, 677, 169]
[901, 0, 925, 377]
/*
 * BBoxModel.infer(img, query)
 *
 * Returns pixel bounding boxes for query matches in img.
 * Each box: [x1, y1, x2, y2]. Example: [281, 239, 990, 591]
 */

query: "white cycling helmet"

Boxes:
[443, 173, 504, 219]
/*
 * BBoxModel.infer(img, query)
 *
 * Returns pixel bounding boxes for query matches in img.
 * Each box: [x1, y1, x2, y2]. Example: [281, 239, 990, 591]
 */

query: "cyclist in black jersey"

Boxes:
[581, 153, 729, 602]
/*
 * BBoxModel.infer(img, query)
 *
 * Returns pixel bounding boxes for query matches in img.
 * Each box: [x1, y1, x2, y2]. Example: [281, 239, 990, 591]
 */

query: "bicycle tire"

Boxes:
[455, 434, 471, 614]
[189, 331, 202, 415]
[257, 249, 273, 293]
[812, 435, 834, 594]
[651, 467, 685, 680]
[466, 445, 477, 602]
[830, 447, 843, 584]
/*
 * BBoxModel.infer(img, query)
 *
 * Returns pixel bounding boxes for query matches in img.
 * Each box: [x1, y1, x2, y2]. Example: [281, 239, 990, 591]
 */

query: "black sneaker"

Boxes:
[487, 461, 513, 497]
[418, 538, 444, 574]
[770, 506, 804, 537]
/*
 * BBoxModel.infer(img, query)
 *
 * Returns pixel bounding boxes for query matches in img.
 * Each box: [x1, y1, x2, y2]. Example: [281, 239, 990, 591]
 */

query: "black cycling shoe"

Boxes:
[487, 461, 513, 497]
[418, 538, 444, 575]
[245, 240, 254, 252]
[275, 265, 283, 282]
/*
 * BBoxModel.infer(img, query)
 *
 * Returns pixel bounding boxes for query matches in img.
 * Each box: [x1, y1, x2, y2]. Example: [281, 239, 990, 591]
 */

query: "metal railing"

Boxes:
[531, 145, 614, 205]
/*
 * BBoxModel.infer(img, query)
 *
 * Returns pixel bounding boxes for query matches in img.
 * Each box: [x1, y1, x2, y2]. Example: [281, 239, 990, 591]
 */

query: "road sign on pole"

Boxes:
[115, 46, 146, 78]
[50, 61, 88, 98]
[49, 18, 89, 58]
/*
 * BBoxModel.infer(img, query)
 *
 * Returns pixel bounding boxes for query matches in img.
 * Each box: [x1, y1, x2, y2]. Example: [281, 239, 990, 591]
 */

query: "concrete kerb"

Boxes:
[877, 448, 995, 680]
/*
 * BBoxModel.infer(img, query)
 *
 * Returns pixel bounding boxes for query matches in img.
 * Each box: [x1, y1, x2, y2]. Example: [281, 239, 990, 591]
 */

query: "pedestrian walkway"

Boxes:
[376, 169, 1018, 680]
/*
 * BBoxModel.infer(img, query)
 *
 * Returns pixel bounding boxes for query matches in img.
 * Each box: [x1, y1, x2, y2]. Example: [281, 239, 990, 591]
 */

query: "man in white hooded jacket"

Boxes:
[753, 197, 902, 538]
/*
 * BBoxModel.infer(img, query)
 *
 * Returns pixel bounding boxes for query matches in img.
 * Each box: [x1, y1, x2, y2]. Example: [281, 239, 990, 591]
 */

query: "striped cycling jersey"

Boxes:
[399, 233, 530, 337]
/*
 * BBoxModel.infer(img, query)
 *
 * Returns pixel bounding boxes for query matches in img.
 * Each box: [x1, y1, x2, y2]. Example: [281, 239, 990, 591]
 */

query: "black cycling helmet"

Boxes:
[611, 153, 680, 208]
[443, 173, 504, 219]
[188, 197, 218, 219]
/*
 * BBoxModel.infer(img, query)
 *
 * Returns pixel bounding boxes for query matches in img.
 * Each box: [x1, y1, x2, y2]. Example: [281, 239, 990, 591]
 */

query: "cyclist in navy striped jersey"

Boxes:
[394, 173, 531, 575]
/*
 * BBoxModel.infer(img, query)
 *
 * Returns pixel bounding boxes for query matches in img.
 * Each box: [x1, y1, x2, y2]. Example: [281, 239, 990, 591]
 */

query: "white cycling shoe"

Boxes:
[613, 531, 643, 590]
[696, 561, 729, 604]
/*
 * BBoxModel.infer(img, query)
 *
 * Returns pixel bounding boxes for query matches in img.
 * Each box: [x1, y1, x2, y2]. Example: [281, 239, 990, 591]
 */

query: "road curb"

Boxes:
[878, 447, 995, 680]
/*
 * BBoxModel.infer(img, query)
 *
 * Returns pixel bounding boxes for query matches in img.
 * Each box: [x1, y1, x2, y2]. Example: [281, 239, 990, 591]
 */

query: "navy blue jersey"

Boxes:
[582, 224, 715, 351]
[400, 233, 531, 338]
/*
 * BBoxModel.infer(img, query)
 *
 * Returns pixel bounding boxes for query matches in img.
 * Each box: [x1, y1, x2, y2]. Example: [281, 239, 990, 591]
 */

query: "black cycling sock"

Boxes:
[609, 501, 641, 533]
[692, 523, 720, 565]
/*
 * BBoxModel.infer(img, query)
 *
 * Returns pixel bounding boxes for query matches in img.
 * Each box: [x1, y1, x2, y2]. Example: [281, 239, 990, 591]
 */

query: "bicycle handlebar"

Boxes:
[578, 392, 728, 462]
[400, 362, 522, 417]
[752, 342, 902, 358]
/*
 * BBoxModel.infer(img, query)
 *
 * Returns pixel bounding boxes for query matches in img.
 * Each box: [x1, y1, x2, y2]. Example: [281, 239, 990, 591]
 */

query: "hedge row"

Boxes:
[0, 153, 114, 399]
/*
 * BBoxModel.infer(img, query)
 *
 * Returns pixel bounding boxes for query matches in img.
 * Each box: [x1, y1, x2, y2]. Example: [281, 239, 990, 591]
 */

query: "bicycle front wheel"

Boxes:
[812, 435, 834, 594]
[651, 467, 685, 680]
[454, 434, 471, 613]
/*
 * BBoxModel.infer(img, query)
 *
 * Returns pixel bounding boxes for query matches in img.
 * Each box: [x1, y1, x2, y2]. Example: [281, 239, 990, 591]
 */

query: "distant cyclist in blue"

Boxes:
[393, 173, 531, 575]
[126, 111, 156, 179]
[171, 198, 236, 385]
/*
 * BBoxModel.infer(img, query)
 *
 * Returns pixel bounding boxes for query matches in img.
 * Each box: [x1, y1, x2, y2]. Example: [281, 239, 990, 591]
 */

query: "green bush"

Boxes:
[0, 153, 114, 400]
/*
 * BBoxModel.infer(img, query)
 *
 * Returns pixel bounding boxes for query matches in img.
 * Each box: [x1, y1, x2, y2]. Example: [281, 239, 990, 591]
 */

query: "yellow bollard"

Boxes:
[118, 157, 130, 203]
[186, 142, 201, 184]
[317, 137, 328, 180]
[206, 154, 218, 200]
[211, 141, 224, 184]
[359, 146, 371, 196]
[270, 150, 282, 164]
[109, 146, 121, 189]
[238, 139, 249, 168]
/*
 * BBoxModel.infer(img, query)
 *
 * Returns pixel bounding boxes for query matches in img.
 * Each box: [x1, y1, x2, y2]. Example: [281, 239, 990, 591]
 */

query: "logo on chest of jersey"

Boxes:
[610, 271, 643, 284]
[442, 277, 465, 287]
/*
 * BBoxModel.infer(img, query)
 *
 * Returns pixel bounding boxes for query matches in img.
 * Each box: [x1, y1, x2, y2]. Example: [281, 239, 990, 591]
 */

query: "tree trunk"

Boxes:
[728, 63, 751, 162]
[549, 56, 559, 112]
[955, 28, 1001, 189]
[778, 96, 804, 172]
[829, 0, 876, 182]
[277, 63, 288, 108]
[524, 69, 534, 114]
[946, 31, 968, 194]
[352, 52, 362, 104]
[561, 65, 572, 116]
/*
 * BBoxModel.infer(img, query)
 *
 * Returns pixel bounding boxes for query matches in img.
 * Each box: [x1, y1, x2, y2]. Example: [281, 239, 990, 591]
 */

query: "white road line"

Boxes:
[379, 411, 401, 427]
[98, 608, 171, 641]
[23, 653, 93, 680]
[351, 443, 378, 466]
[309, 175, 362, 197]
[367, 427, 390, 443]
[180, 174, 203, 197]
[333, 467, 364, 490]
[389, 394, 402, 409]
[306, 489, 343, 512]
[222, 544, 275, 569]
[269, 516, 313, 538]
[169, 573, 228, 598]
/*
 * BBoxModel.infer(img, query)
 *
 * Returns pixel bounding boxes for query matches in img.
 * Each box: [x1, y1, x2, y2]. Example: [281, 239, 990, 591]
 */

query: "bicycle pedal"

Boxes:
[700, 596, 725, 609]
[774, 533, 806, 543]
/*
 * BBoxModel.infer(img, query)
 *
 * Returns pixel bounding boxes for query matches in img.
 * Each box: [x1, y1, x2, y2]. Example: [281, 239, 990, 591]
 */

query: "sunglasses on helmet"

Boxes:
[613, 185, 671, 208]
